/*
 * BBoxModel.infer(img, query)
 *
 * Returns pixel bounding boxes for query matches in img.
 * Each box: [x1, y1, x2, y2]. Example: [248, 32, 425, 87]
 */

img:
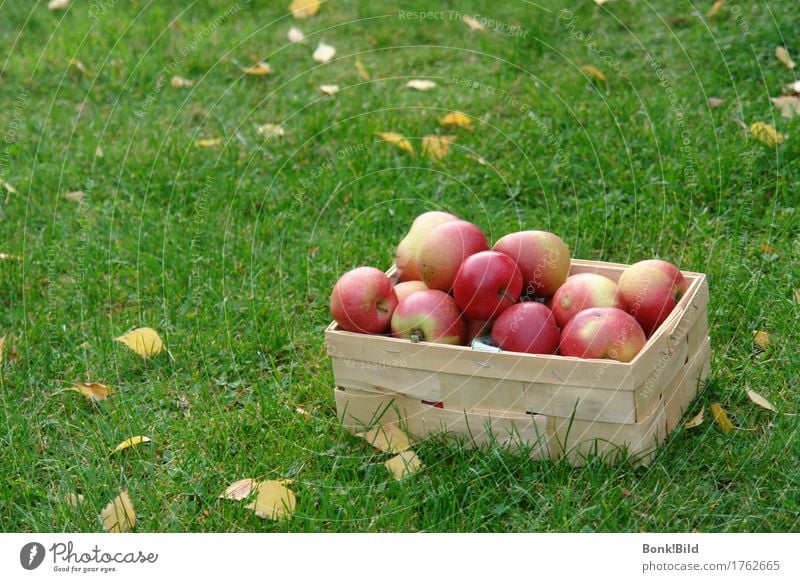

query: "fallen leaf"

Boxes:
[776, 46, 796, 69]
[794, 288, 800, 304]
[66, 493, 84, 507]
[786, 80, 800, 94]
[753, 330, 770, 350]
[771, 95, 800, 119]
[406, 79, 436, 91]
[710, 403, 734, 433]
[0, 335, 5, 363]
[48, 0, 70, 10]
[219, 478, 257, 500]
[759, 243, 776, 254]
[355, 60, 370, 81]
[581, 64, 607, 83]
[438, 111, 473, 129]
[707, 0, 725, 17]
[747, 389, 776, 412]
[65, 191, 85, 202]
[0, 253, 21, 261]
[376, 132, 414, 155]
[289, 0, 320, 19]
[708, 97, 724, 108]
[113, 435, 151, 453]
[170, 75, 194, 88]
[463, 16, 485, 31]
[684, 405, 705, 429]
[287, 26, 305, 43]
[256, 123, 285, 138]
[385, 450, 423, 480]
[245, 480, 296, 520]
[196, 138, 222, 148]
[313, 42, 336, 64]
[114, 327, 164, 358]
[319, 84, 339, 95]
[69, 59, 93, 77]
[2, 180, 17, 194]
[100, 490, 136, 533]
[69, 382, 115, 402]
[95, 146, 104, 157]
[749, 122, 786, 147]
[241, 61, 273, 76]
[357, 424, 411, 453]
[422, 135, 456, 161]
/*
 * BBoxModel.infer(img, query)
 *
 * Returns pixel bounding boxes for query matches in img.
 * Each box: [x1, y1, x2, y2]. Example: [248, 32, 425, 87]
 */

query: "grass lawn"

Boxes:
[0, 0, 798, 532]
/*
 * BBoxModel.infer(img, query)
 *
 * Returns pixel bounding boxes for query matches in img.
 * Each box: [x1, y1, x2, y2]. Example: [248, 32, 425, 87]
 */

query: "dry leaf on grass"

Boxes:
[48, 0, 70, 10]
[462, 16, 484, 31]
[753, 330, 770, 350]
[747, 389, 776, 412]
[385, 451, 423, 480]
[287, 26, 305, 43]
[771, 95, 800, 119]
[313, 42, 336, 64]
[684, 405, 705, 429]
[0, 335, 5, 363]
[245, 480, 296, 520]
[708, 97, 724, 108]
[69, 59, 94, 77]
[581, 64, 607, 83]
[0, 253, 21, 261]
[289, 0, 320, 19]
[406, 79, 436, 91]
[775, 46, 796, 69]
[115, 327, 164, 358]
[707, 0, 726, 17]
[170, 75, 194, 88]
[113, 435, 151, 453]
[219, 478, 258, 500]
[196, 138, 223, 148]
[710, 403, 734, 433]
[355, 60, 370, 81]
[786, 80, 800, 94]
[357, 424, 411, 453]
[2, 180, 17, 194]
[759, 244, 776, 254]
[241, 61, 273, 76]
[65, 191, 85, 202]
[320, 84, 339, 95]
[96, 146, 104, 157]
[749, 122, 785, 147]
[256, 123, 285, 138]
[794, 288, 800, 304]
[422, 135, 456, 161]
[376, 132, 414, 155]
[438, 111, 473, 129]
[100, 490, 136, 533]
[69, 382, 115, 402]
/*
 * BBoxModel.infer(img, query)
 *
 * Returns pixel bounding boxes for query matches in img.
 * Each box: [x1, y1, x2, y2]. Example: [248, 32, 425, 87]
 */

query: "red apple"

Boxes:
[395, 211, 458, 281]
[493, 230, 570, 298]
[453, 251, 523, 320]
[393, 280, 428, 302]
[550, 273, 626, 329]
[491, 302, 560, 354]
[330, 267, 398, 334]
[617, 259, 688, 336]
[391, 290, 465, 345]
[465, 317, 492, 342]
[416, 220, 489, 291]
[559, 307, 646, 362]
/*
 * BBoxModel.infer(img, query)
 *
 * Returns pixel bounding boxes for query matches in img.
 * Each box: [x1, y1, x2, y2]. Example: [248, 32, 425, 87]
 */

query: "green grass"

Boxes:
[0, 0, 798, 532]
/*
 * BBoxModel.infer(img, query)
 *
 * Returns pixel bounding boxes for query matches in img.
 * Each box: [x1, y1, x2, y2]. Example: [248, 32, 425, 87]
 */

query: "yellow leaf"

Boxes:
[776, 46, 796, 69]
[710, 403, 734, 433]
[287, 26, 305, 43]
[115, 327, 164, 358]
[747, 389, 776, 412]
[65, 191, 85, 202]
[376, 132, 414, 155]
[69, 59, 93, 77]
[242, 61, 273, 76]
[406, 79, 436, 91]
[48, 0, 70, 10]
[196, 138, 222, 148]
[100, 490, 136, 533]
[753, 330, 770, 350]
[313, 42, 336, 64]
[256, 123, 285, 138]
[245, 480, 296, 520]
[2, 180, 17, 194]
[170, 75, 194, 88]
[0, 253, 21, 261]
[113, 435, 151, 453]
[438, 111, 473, 129]
[749, 122, 786, 147]
[319, 84, 339, 95]
[581, 64, 607, 83]
[771, 95, 800, 119]
[707, 0, 725, 17]
[69, 382, 115, 402]
[357, 424, 411, 453]
[355, 60, 370, 81]
[422, 135, 456, 161]
[684, 405, 704, 429]
[289, 0, 320, 19]
[463, 16, 485, 31]
[385, 451, 423, 480]
[219, 478, 258, 500]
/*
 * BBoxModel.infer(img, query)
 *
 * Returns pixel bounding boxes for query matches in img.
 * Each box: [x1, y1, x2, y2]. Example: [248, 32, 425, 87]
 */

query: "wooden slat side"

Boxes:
[663, 338, 711, 433]
[634, 338, 689, 422]
[334, 387, 424, 435]
[524, 382, 636, 424]
[686, 307, 709, 356]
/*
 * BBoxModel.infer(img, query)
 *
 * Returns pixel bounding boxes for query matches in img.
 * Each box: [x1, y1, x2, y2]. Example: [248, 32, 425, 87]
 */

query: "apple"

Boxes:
[330, 267, 398, 334]
[416, 220, 489, 291]
[395, 211, 458, 281]
[550, 273, 626, 329]
[453, 251, 523, 320]
[559, 307, 646, 362]
[493, 230, 570, 298]
[491, 302, 560, 354]
[391, 290, 465, 345]
[393, 280, 428, 302]
[617, 259, 688, 336]
[465, 317, 492, 342]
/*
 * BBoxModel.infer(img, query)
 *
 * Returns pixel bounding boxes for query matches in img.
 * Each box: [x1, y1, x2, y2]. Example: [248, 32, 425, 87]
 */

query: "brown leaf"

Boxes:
[438, 111, 473, 129]
[747, 389, 776, 412]
[422, 135, 456, 161]
[170, 75, 194, 88]
[771, 95, 800, 119]
[684, 405, 705, 429]
[376, 132, 414, 155]
[112, 435, 151, 453]
[289, 0, 320, 19]
[245, 480, 296, 520]
[708, 97, 724, 108]
[100, 490, 136, 533]
[69, 382, 115, 402]
[776, 46, 796, 69]
[710, 403, 734, 433]
[749, 122, 786, 147]
[0, 335, 5, 363]
[759, 243, 776, 254]
[707, 0, 725, 17]
[385, 451, 423, 480]
[581, 64, 607, 83]
[753, 330, 770, 350]
[355, 60, 370, 81]
[219, 478, 257, 500]
[69, 59, 94, 78]
[241, 61, 273, 76]
[65, 191, 85, 202]
[357, 424, 411, 453]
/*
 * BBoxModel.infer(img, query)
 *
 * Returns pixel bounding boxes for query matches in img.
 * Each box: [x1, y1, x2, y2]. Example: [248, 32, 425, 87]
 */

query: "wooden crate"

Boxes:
[327, 259, 710, 465]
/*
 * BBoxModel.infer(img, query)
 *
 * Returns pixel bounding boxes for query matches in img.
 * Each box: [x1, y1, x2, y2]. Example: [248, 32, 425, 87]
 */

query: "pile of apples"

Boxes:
[330, 212, 688, 362]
